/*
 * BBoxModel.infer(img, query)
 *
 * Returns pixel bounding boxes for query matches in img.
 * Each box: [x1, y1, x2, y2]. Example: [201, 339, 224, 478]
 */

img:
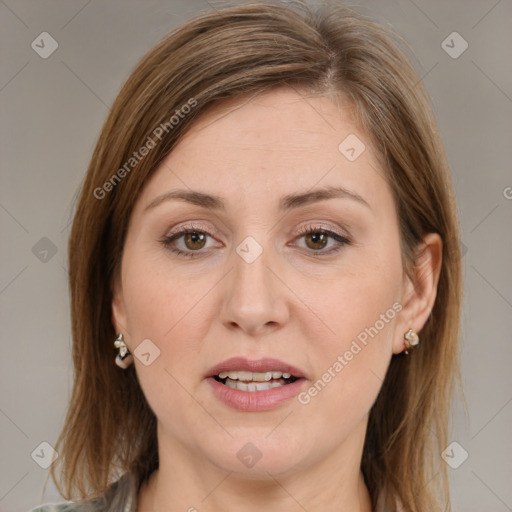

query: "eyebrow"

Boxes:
[144, 185, 371, 213]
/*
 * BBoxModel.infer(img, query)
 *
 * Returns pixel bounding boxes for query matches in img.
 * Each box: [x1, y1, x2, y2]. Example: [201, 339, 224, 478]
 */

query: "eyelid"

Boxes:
[165, 220, 349, 239]
[165, 221, 219, 238]
[294, 222, 349, 239]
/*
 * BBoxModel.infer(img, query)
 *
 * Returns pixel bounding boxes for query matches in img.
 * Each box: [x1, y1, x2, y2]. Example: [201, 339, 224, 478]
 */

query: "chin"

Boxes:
[200, 430, 311, 477]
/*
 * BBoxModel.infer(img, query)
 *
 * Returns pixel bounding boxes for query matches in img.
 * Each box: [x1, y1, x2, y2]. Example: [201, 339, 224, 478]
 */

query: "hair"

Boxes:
[49, 2, 463, 511]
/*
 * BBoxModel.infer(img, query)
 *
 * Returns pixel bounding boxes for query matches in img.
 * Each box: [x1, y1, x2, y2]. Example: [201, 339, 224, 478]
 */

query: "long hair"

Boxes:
[50, 3, 463, 511]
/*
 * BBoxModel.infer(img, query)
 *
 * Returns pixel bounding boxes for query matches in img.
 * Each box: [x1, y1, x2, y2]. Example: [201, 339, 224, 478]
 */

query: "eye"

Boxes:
[161, 224, 218, 258]
[294, 225, 351, 256]
[161, 223, 351, 259]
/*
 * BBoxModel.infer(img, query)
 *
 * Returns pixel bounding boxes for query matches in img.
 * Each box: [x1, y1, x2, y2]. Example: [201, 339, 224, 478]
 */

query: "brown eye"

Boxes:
[294, 226, 351, 256]
[183, 232, 207, 250]
[304, 232, 328, 250]
[162, 227, 217, 258]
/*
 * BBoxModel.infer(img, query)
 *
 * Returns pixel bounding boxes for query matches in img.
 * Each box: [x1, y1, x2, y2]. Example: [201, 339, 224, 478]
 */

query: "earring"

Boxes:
[114, 333, 133, 369]
[403, 329, 419, 355]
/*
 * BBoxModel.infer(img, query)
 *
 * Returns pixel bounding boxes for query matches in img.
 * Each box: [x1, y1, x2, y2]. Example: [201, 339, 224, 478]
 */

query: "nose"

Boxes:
[219, 240, 290, 336]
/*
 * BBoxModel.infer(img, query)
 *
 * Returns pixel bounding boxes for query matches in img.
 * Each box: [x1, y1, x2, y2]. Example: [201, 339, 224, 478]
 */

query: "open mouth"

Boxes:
[213, 370, 299, 392]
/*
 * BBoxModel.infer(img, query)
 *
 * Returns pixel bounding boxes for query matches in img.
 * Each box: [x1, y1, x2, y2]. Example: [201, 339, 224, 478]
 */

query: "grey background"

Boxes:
[1, 1, 511, 511]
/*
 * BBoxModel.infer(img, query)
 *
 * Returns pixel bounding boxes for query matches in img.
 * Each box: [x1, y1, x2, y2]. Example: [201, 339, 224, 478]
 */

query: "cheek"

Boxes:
[318, 271, 399, 359]
[120, 257, 214, 440]
[299, 254, 402, 418]
[120, 250, 216, 384]
[122, 249, 210, 342]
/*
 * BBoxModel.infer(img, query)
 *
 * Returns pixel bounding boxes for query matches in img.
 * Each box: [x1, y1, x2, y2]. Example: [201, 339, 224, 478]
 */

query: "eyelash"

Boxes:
[161, 224, 351, 259]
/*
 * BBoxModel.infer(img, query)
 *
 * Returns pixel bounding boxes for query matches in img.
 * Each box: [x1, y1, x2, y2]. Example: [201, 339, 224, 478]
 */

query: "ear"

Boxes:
[111, 274, 128, 337]
[393, 232, 443, 354]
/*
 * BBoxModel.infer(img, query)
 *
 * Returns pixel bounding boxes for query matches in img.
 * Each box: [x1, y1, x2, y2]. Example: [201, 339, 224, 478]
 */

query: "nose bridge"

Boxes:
[220, 232, 288, 333]
[232, 234, 276, 306]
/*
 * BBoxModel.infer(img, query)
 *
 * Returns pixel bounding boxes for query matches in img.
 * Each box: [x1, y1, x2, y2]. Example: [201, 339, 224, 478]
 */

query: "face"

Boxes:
[112, 87, 414, 478]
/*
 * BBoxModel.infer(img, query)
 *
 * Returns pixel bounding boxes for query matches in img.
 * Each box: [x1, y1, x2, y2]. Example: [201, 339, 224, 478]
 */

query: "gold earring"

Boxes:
[114, 333, 133, 369]
[403, 329, 419, 355]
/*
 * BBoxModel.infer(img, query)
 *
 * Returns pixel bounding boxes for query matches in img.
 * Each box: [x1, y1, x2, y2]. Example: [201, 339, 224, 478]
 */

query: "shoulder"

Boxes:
[29, 471, 139, 512]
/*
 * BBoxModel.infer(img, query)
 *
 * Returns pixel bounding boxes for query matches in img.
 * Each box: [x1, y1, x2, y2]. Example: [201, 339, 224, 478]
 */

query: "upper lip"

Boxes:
[206, 357, 307, 379]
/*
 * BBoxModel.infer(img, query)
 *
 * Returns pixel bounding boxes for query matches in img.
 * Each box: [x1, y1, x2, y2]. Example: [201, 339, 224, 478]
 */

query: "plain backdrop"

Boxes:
[1, 1, 511, 511]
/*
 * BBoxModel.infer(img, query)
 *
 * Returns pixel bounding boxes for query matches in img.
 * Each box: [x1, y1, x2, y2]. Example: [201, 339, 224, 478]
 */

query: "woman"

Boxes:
[32, 2, 463, 511]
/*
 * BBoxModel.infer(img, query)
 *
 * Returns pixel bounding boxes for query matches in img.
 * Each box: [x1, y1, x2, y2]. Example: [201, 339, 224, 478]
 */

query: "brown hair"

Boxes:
[50, 2, 462, 511]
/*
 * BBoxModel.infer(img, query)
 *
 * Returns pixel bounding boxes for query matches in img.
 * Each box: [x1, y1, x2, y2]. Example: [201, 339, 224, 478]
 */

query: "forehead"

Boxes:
[179, 87, 361, 155]
[136, 87, 389, 213]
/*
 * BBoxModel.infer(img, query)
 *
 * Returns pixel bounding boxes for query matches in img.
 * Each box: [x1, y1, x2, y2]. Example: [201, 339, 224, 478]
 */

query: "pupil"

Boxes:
[186, 232, 206, 249]
[307, 233, 326, 249]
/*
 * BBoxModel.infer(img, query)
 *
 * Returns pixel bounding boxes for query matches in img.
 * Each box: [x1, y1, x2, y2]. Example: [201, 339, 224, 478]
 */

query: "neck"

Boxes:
[137, 421, 373, 512]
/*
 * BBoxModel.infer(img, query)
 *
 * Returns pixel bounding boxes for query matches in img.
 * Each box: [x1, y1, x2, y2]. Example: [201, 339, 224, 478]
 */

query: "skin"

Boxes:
[112, 87, 442, 512]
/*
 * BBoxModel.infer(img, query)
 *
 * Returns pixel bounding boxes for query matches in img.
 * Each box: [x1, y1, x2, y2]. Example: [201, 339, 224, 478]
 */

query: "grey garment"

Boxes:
[29, 471, 138, 512]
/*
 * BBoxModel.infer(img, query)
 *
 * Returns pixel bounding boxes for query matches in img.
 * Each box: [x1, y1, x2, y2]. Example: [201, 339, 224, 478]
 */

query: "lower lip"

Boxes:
[207, 377, 306, 412]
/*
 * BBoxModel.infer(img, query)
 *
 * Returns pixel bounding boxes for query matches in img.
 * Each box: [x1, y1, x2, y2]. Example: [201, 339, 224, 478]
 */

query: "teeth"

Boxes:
[224, 379, 286, 391]
[236, 370, 253, 381]
[217, 370, 293, 381]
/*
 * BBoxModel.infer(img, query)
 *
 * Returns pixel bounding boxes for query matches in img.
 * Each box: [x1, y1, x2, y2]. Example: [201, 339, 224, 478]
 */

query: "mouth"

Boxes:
[206, 357, 307, 411]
